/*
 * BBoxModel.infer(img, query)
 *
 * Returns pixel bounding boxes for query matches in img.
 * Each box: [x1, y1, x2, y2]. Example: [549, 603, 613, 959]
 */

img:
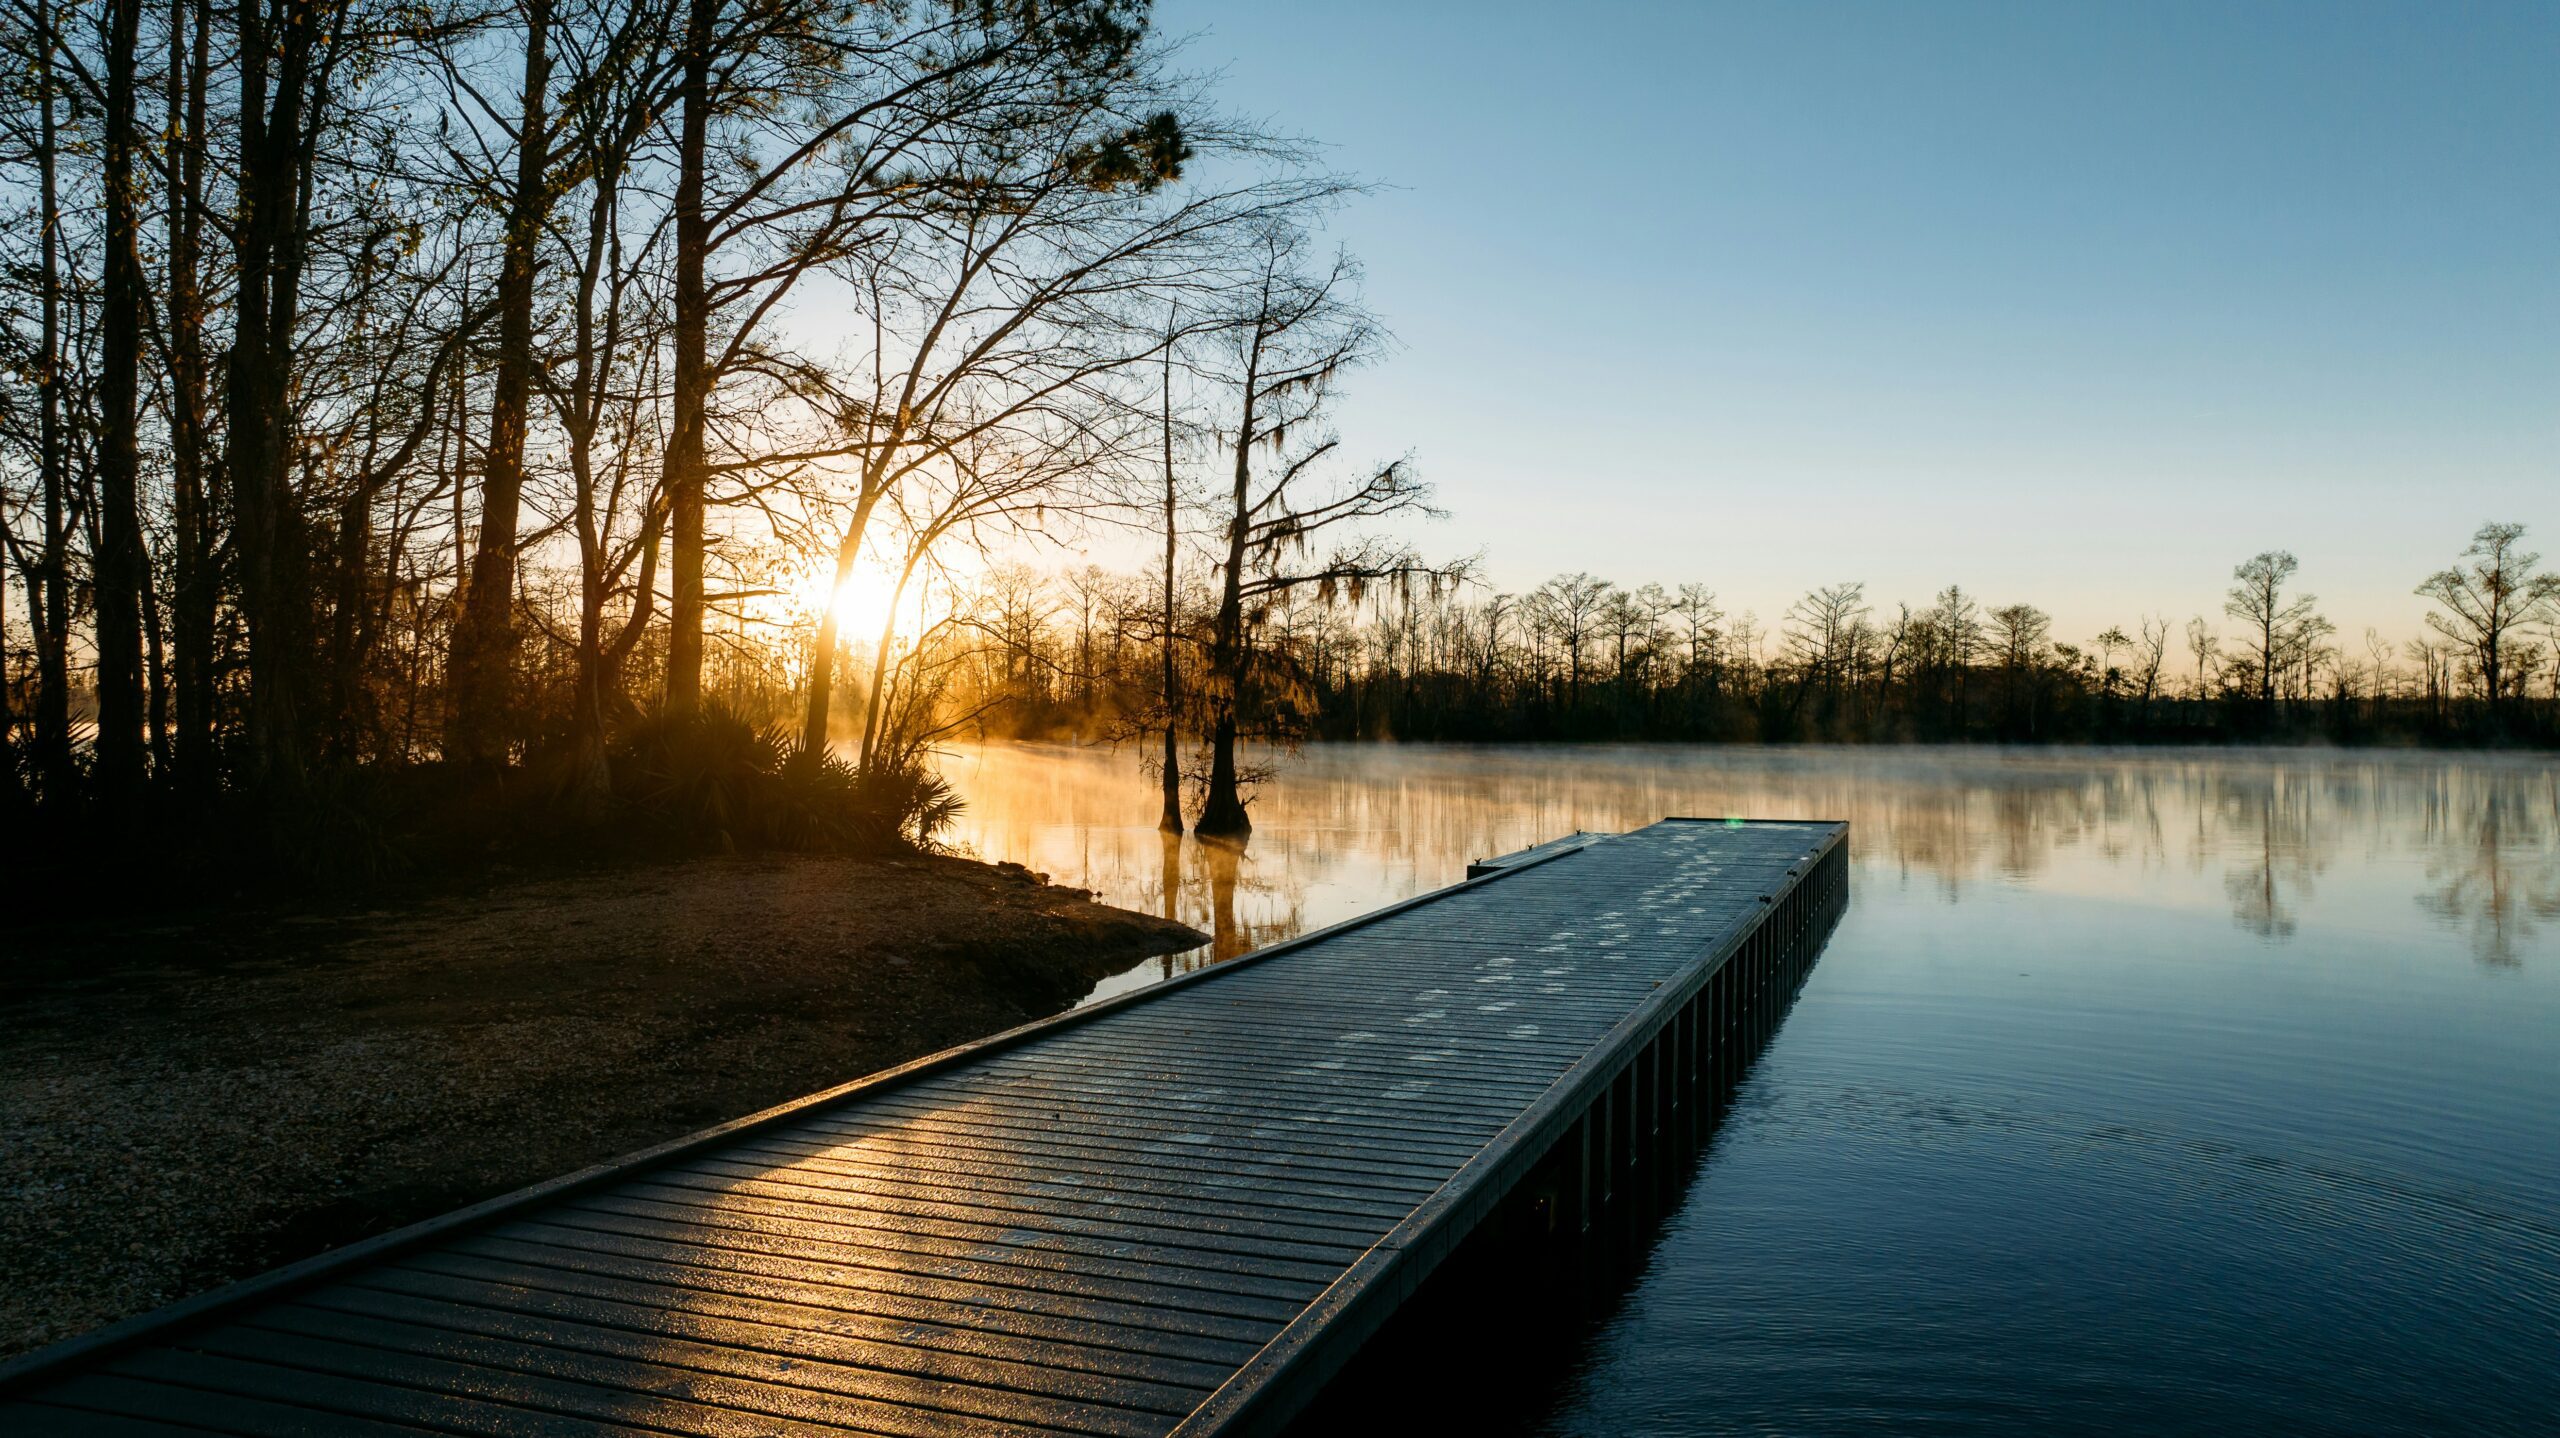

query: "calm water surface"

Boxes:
[938, 742, 2560, 1436]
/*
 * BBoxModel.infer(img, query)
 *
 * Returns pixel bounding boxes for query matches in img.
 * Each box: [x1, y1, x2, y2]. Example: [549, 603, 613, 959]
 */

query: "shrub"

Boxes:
[609, 703, 963, 852]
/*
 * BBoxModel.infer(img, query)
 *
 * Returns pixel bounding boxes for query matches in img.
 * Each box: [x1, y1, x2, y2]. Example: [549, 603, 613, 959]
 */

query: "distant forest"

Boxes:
[937, 525, 2560, 755]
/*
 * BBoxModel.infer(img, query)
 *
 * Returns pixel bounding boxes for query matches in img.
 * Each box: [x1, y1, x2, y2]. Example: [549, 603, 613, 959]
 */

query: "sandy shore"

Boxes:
[0, 851, 1204, 1359]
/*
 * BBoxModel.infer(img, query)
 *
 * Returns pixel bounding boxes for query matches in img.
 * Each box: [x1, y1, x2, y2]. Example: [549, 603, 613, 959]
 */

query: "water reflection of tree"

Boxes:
[1197, 841, 1270, 962]
[1116, 831, 1303, 971]
[2416, 782, 2560, 967]
[941, 742, 2559, 971]
[2216, 772, 2327, 940]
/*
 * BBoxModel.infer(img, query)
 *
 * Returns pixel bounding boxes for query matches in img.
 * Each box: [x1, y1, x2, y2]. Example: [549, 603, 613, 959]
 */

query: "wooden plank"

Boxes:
[784, 1115, 1464, 1191]
[421, 1240, 1266, 1366]
[521, 1206, 1323, 1316]
[348, 1263, 1230, 1398]
[716, 1130, 1449, 1208]
[970, 1048, 1568, 1106]
[134, 1328, 945, 1438]
[477, 1222, 1288, 1344]
[828, 1094, 1506, 1164]
[962, 1054, 1560, 1121]
[36, 1371, 451, 1435]
[13, 1408, 224, 1437]
[1002, 1020, 1607, 1068]
[609, 1174, 1376, 1265]
[562, 1191, 1348, 1291]
[254, 1298, 1183, 1437]
[852, 1083, 1524, 1150]
[803, 1100, 1495, 1171]
[105, 1347, 658, 1436]
[685, 1141, 1418, 1229]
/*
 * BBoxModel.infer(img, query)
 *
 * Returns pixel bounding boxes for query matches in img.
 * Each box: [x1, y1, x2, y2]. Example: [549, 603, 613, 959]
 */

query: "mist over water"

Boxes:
[939, 743, 2560, 1435]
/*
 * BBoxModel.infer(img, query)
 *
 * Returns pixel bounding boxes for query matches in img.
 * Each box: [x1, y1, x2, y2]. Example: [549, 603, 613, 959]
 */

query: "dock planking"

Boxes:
[1, 818, 1849, 1437]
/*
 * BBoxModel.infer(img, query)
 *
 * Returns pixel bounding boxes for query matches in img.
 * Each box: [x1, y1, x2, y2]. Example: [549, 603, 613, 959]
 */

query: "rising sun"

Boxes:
[791, 560, 907, 642]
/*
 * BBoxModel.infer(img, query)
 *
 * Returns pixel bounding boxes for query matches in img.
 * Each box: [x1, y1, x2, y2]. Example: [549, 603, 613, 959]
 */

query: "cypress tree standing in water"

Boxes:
[1194, 225, 1453, 841]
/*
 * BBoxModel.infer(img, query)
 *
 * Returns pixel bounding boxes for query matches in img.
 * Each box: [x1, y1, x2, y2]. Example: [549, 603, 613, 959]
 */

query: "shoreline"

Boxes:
[963, 733, 2560, 759]
[0, 849, 1204, 1359]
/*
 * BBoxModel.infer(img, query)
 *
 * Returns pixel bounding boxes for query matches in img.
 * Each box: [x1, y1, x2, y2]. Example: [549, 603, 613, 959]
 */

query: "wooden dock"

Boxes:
[1, 818, 1848, 1437]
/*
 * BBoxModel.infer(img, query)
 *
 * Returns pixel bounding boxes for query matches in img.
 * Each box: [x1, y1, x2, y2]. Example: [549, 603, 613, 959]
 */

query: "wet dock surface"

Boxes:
[2, 818, 1846, 1437]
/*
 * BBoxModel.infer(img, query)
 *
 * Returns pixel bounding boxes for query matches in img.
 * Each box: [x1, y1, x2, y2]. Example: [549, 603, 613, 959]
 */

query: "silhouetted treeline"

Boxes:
[935, 527, 2560, 754]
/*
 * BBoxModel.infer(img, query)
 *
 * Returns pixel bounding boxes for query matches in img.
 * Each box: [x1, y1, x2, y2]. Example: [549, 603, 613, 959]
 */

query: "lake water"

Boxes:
[937, 742, 2560, 1436]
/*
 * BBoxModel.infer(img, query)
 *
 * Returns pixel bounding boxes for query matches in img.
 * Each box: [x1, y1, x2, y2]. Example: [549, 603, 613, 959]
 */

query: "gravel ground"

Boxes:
[0, 851, 1203, 1359]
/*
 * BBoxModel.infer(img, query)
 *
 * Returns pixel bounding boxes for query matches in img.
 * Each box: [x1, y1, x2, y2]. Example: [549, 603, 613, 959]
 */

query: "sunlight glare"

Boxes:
[830, 564, 904, 641]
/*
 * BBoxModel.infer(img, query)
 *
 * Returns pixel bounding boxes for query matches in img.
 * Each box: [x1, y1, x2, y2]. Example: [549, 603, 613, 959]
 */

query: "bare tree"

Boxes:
[91, 0, 147, 810]
[850, 419, 1123, 772]
[164, 0, 216, 793]
[2224, 550, 2318, 708]
[1988, 602, 2051, 728]
[446, 0, 563, 764]
[1529, 573, 1613, 713]
[2295, 613, 2337, 701]
[783, 72, 1304, 762]
[26, 0, 72, 794]
[2185, 616, 2218, 698]
[1673, 583, 1720, 677]
[1930, 583, 1982, 715]
[1193, 226, 1452, 839]
[654, 1, 1211, 719]
[2134, 616, 2170, 703]
[2092, 625, 2132, 700]
[2361, 629, 2396, 702]
[2416, 521, 2560, 717]
[1784, 581, 1869, 703]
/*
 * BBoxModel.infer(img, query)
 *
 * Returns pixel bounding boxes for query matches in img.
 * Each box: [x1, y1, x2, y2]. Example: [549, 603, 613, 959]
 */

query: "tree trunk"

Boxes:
[94, 0, 150, 812]
[563, 366, 608, 806]
[31, 0, 71, 795]
[168, 0, 215, 796]
[231, 0, 317, 794]
[600, 513, 661, 723]
[852, 551, 916, 773]
[799, 488, 881, 763]
[142, 557, 171, 775]
[322, 487, 372, 755]
[562, 433, 605, 800]
[565, 536, 611, 808]
[662, 0, 715, 714]
[1195, 341, 1257, 842]
[560, 142, 629, 810]
[2481, 625, 2502, 724]
[449, 0, 553, 763]
[1158, 337, 1182, 833]
[1197, 709, 1247, 840]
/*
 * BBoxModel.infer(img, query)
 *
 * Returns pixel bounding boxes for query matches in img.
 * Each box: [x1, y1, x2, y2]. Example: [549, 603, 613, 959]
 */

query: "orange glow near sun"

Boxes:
[784, 559, 905, 641]
[829, 564, 905, 641]
[783, 549, 983, 646]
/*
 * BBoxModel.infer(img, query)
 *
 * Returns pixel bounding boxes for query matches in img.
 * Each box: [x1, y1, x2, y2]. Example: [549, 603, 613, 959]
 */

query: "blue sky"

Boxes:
[1158, 0, 2557, 643]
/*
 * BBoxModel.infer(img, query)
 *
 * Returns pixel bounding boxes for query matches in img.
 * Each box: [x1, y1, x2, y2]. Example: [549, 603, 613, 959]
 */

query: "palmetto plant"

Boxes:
[609, 703, 961, 851]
